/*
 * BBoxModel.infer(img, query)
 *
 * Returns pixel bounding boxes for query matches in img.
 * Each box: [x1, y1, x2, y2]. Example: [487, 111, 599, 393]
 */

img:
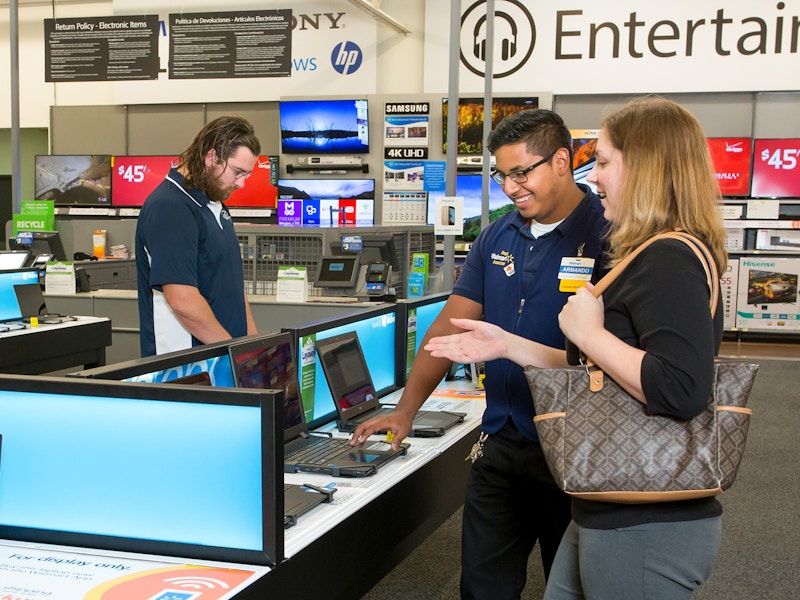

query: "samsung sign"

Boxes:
[426, 0, 800, 94]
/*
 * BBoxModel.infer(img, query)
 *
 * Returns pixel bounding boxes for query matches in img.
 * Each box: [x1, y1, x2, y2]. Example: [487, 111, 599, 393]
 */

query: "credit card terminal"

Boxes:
[365, 262, 391, 296]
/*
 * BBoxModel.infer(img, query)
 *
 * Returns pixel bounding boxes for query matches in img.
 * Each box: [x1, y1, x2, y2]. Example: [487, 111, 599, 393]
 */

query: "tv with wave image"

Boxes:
[280, 99, 369, 154]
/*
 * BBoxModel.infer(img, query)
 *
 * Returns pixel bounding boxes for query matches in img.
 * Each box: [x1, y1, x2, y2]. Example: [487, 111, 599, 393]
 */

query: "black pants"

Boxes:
[460, 420, 572, 600]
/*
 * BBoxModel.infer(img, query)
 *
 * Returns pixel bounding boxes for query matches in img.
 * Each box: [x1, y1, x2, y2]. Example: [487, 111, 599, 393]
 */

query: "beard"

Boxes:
[195, 167, 235, 203]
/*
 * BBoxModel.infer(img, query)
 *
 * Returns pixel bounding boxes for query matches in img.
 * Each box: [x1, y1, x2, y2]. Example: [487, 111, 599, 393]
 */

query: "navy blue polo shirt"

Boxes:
[136, 169, 247, 356]
[452, 186, 607, 440]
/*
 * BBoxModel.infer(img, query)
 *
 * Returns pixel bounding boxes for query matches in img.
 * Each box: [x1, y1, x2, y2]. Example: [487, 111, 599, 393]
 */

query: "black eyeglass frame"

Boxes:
[490, 151, 556, 186]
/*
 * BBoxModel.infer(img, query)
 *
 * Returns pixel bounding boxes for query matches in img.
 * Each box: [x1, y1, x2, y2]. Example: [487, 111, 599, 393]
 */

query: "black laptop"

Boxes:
[13, 283, 76, 324]
[228, 332, 408, 478]
[315, 331, 466, 437]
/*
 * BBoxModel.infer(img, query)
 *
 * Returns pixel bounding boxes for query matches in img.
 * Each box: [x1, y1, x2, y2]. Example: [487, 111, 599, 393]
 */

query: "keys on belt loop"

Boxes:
[466, 432, 489, 463]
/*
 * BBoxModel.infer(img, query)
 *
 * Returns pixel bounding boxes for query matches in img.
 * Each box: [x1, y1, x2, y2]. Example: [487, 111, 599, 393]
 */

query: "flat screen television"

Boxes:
[227, 155, 279, 208]
[706, 138, 753, 197]
[443, 96, 539, 155]
[282, 303, 402, 427]
[280, 98, 369, 154]
[35, 155, 112, 206]
[68, 335, 240, 387]
[277, 178, 374, 227]
[400, 292, 450, 382]
[751, 138, 800, 198]
[111, 155, 178, 207]
[0, 374, 283, 565]
[428, 173, 514, 240]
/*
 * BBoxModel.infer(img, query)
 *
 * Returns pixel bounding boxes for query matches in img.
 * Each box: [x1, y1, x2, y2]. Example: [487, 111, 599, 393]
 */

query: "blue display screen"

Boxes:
[0, 390, 262, 550]
[0, 270, 39, 322]
[413, 300, 446, 355]
[123, 354, 236, 388]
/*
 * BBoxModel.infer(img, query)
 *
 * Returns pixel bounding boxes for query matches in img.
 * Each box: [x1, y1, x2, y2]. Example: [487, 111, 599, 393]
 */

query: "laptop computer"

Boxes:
[13, 283, 76, 324]
[228, 332, 408, 478]
[315, 331, 466, 437]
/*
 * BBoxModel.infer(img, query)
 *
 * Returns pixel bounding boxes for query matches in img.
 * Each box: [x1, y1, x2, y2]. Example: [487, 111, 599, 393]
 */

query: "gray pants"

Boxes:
[544, 517, 722, 600]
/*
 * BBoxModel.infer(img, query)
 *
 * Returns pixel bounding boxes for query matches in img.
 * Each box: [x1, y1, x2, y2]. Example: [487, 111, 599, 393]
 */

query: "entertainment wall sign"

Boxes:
[169, 10, 292, 79]
[44, 16, 159, 82]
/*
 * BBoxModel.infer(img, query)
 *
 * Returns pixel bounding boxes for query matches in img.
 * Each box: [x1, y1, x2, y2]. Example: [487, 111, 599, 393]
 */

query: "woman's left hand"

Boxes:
[558, 283, 605, 350]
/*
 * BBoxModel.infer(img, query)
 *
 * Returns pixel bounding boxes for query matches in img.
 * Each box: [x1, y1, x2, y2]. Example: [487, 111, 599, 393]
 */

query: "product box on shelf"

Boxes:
[721, 258, 739, 330]
[736, 257, 800, 331]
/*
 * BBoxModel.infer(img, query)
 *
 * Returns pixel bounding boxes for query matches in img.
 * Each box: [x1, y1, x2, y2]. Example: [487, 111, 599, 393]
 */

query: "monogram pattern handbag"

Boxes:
[524, 232, 758, 503]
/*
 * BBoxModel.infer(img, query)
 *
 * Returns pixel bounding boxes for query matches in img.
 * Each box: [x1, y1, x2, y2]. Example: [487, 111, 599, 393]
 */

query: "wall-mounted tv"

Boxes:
[111, 155, 178, 207]
[751, 138, 800, 198]
[442, 96, 538, 155]
[280, 99, 369, 154]
[227, 155, 279, 208]
[427, 173, 513, 241]
[35, 155, 111, 206]
[706, 138, 753, 197]
[277, 178, 375, 227]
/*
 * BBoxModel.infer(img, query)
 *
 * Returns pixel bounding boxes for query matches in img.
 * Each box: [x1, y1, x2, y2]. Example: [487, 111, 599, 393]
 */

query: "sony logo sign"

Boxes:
[291, 12, 345, 30]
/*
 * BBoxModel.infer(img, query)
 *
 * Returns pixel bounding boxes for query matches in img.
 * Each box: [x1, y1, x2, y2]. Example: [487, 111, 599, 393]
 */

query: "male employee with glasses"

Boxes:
[351, 109, 608, 599]
[136, 116, 260, 356]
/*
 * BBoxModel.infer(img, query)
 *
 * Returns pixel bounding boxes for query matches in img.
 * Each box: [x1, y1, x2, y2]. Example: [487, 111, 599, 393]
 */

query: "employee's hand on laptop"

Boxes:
[350, 410, 413, 452]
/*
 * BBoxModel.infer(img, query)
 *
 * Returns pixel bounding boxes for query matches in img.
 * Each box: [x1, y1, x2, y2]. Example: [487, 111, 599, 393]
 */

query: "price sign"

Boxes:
[111, 155, 178, 207]
[752, 139, 800, 198]
[706, 138, 752, 197]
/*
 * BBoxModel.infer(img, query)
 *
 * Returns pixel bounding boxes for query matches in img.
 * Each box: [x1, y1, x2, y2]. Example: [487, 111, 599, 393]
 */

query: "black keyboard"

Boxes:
[286, 436, 351, 464]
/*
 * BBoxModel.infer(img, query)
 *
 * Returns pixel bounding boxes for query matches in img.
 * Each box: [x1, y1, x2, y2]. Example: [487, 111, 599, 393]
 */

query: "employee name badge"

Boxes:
[558, 256, 595, 292]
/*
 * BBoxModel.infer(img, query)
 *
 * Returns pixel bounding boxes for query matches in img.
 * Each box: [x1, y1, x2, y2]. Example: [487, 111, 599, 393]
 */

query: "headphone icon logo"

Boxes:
[473, 12, 517, 62]
[460, 0, 535, 79]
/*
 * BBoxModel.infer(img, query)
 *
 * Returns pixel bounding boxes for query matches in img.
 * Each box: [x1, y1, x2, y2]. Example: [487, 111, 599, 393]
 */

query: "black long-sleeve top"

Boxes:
[573, 238, 724, 529]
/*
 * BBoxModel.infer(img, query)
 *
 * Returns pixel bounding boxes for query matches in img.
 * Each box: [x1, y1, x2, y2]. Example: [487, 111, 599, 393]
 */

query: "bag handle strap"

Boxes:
[591, 231, 719, 314]
[578, 231, 719, 392]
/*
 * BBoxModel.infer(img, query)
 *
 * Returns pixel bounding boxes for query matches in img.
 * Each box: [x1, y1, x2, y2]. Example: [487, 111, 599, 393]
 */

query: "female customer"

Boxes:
[426, 96, 728, 599]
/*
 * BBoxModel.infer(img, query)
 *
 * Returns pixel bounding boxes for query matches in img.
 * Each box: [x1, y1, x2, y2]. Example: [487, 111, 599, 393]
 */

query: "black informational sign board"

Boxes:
[169, 10, 292, 79]
[44, 15, 159, 82]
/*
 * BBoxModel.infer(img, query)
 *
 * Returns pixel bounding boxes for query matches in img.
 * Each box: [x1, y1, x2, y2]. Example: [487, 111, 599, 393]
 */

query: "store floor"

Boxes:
[719, 339, 800, 360]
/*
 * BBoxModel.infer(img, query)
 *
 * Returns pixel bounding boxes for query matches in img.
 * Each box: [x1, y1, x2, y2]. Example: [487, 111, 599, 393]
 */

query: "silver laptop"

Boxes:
[315, 331, 466, 437]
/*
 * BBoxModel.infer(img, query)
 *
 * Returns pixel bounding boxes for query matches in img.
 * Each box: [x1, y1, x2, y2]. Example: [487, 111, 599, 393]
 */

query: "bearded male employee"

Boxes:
[136, 116, 260, 356]
[350, 110, 608, 598]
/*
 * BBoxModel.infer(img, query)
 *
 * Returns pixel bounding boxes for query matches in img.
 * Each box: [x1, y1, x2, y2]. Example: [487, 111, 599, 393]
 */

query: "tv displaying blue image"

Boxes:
[428, 173, 514, 240]
[0, 269, 40, 323]
[0, 375, 283, 565]
[280, 99, 369, 154]
[284, 305, 400, 426]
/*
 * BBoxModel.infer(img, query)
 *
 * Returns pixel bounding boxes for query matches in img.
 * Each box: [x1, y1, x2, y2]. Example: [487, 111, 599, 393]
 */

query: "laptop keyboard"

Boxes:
[286, 436, 352, 464]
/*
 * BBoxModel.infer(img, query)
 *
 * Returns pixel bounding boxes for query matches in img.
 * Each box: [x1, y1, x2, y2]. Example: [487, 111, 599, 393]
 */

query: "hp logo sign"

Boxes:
[331, 41, 363, 75]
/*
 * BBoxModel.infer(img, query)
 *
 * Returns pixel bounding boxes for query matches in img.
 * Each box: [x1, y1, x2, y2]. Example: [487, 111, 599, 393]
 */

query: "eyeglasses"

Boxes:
[226, 161, 252, 181]
[490, 152, 555, 186]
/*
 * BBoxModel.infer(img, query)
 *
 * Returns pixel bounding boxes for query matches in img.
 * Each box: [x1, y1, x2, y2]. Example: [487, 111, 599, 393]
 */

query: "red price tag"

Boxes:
[752, 139, 800, 198]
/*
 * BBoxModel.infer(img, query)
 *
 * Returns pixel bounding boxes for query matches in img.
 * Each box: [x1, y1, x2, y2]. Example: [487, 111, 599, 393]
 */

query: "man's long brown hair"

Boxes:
[179, 116, 261, 190]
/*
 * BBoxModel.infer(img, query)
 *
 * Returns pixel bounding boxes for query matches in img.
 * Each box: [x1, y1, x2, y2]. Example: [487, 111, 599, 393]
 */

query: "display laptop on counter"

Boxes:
[315, 331, 466, 437]
[228, 332, 408, 478]
[13, 283, 76, 324]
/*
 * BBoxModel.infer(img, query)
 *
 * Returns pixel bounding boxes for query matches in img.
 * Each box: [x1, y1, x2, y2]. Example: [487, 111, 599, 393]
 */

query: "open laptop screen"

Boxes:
[315, 332, 377, 418]
[0, 375, 283, 565]
[228, 332, 305, 434]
